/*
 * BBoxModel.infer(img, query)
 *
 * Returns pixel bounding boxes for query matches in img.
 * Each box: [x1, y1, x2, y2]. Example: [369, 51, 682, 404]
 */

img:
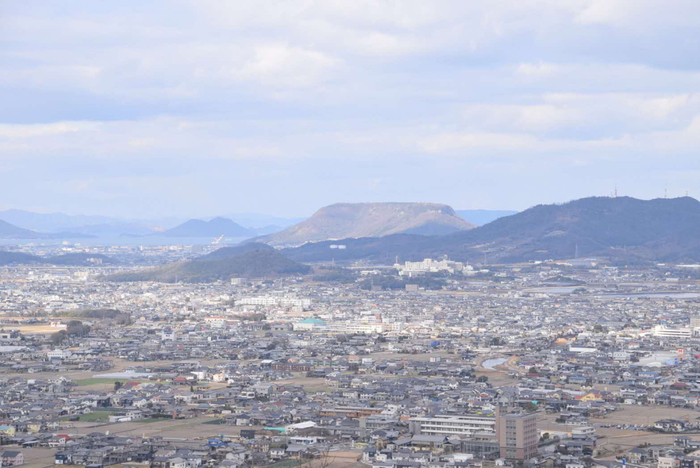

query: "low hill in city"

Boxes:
[256, 202, 475, 247]
[0, 251, 42, 265]
[105, 245, 310, 283]
[196, 242, 275, 260]
[162, 217, 254, 238]
[283, 196, 700, 264]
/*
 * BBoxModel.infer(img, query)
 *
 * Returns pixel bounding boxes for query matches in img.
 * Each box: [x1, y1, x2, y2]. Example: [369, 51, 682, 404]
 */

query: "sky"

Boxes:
[1, 1, 699, 219]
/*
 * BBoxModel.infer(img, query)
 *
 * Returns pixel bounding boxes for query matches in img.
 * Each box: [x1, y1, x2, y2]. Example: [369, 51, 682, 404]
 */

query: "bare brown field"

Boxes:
[7, 324, 64, 334]
[3, 358, 230, 381]
[18, 447, 56, 468]
[538, 405, 700, 457]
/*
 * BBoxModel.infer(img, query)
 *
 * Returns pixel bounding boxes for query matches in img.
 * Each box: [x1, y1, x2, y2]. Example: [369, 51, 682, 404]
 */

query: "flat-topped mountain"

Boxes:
[283, 196, 700, 264]
[256, 202, 475, 247]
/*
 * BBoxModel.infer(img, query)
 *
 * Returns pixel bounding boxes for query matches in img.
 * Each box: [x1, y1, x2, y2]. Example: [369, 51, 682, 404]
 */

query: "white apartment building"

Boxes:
[237, 296, 311, 309]
[395, 258, 467, 277]
[408, 414, 496, 437]
[47, 349, 72, 360]
[652, 325, 692, 339]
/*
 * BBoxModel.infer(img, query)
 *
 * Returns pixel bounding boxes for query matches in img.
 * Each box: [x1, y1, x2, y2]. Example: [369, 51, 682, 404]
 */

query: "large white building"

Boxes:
[237, 296, 311, 309]
[408, 414, 496, 437]
[395, 258, 471, 277]
[652, 325, 692, 339]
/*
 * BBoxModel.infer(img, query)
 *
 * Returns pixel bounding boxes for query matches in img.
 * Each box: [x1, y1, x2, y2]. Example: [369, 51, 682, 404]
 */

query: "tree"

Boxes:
[51, 330, 67, 345]
[114, 381, 123, 392]
[524, 402, 538, 412]
[316, 446, 335, 468]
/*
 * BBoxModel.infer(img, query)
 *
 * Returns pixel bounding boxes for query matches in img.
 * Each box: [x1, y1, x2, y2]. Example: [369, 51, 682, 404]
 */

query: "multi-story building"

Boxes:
[496, 409, 538, 460]
[395, 258, 467, 277]
[652, 325, 692, 339]
[408, 414, 496, 437]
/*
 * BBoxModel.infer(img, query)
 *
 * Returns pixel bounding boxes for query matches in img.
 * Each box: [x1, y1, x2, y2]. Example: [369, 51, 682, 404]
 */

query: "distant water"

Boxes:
[0, 236, 250, 248]
[482, 358, 507, 370]
[526, 288, 700, 299]
[598, 292, 700, 299]
[526, 287, 579, 294]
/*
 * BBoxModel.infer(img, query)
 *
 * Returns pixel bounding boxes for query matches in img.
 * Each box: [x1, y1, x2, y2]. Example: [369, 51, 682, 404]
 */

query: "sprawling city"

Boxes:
[2, 1, 700, 467]
[2, 235, 700, 468]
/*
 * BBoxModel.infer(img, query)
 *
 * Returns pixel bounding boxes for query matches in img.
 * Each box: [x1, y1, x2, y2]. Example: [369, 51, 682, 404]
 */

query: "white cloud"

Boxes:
[1, 1, 700, 215]
[0, 122, 99, 139]
[516, 62, 562, 78]
[233, 44, 340, 88]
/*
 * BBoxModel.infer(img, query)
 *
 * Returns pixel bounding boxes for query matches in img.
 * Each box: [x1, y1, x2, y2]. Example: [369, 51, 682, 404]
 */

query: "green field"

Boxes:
[64, 410, 114, 422]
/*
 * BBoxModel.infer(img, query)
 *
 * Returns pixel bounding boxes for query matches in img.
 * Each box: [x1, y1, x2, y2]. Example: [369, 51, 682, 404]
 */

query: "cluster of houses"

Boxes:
[0, 256, 699, 466]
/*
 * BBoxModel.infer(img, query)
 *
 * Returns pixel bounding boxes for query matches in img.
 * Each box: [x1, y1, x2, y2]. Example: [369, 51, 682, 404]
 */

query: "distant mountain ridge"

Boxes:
[0, 209, 296, 238]
[282, 196, 700, 264]
[256, 202, 475, 247]
[162, 217, 255, 238]
[0, 209, 117, 231]
[0, 219, 94, 240]
[0, 209, 167, 237]
[0, 219, 38, 239]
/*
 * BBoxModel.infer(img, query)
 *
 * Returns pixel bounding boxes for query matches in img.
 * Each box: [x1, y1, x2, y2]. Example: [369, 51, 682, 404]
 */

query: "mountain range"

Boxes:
[0, 210, 170, 237]
[0, 207, 515, 241]
[0, 219, 95, 240]
[5, 197, 699, 267]
[13, 195, 697, 282]
[0, 209, 302, 239]
[282, 196, 700, 265]
[255, 202, 475, 247]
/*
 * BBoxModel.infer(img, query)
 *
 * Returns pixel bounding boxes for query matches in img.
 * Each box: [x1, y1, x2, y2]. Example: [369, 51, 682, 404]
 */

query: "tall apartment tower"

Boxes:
[496, 408, 538, 460]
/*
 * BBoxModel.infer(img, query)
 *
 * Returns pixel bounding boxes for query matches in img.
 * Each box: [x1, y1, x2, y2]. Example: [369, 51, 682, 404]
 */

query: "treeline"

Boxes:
[231, 313, 266, 322]
[61, 308, 131, 325]
[311, 267, 356, 283]
[51, 320, 91, 345]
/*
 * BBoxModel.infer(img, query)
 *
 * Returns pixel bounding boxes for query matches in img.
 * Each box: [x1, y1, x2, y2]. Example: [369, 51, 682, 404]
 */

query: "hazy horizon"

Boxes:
[2, 1, 699, 218]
